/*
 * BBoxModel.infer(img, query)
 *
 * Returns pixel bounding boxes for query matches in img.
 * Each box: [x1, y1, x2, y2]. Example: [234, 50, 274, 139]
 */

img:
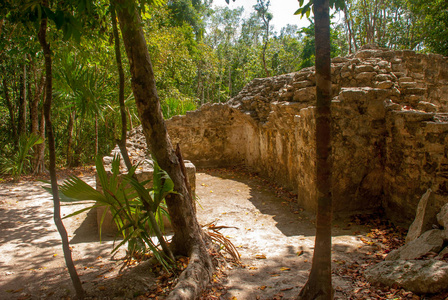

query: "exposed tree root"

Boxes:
[167, 244, 213, 299]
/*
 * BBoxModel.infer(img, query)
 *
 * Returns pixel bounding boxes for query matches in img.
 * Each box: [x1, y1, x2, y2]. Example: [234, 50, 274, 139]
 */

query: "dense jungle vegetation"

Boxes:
[0, 0, 447, 175]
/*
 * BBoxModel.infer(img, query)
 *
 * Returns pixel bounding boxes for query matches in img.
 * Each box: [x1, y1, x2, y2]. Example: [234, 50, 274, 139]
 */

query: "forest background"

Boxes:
[0, 0, 446, 175]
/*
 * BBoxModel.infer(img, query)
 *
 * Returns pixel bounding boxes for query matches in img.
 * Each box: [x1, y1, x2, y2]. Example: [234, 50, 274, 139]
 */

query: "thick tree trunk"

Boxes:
[298, 0, 333, 299]
[114, 0, 213, 297]
[37, 6, 84, 299]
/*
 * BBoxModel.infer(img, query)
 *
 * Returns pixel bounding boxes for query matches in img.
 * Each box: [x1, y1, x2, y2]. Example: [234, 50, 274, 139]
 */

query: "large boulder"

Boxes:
[386, 229, 445, 260]
[365, 259, 448, 294]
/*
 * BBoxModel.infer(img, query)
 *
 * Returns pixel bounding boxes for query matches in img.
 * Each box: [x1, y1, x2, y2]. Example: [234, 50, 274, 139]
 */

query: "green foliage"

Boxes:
[295, 0, 346, 17]
[299, 17, 348, 68]
[161, 97, 197, 119]
[0, 133, 43, 180]
[407, 0, 448, 55]
[55, 155, 175, 269]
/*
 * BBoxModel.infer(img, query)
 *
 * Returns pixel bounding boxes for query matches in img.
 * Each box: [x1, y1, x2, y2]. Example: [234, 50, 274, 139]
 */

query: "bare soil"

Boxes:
[0, 167, 402, 299]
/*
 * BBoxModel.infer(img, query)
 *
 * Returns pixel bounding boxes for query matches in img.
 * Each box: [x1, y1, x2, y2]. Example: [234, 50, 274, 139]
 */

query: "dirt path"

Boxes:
[1, 168, 381, 299]
[195, 168, 374, 300]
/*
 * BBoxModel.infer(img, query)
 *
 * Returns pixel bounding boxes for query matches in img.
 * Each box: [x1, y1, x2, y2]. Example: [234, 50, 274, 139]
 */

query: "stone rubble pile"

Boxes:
[365, 203, 448, 294]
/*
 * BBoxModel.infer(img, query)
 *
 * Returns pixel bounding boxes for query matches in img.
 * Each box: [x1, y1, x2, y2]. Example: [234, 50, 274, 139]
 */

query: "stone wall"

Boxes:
[164, 47, 448, 225]
[385, 111, 448, 225]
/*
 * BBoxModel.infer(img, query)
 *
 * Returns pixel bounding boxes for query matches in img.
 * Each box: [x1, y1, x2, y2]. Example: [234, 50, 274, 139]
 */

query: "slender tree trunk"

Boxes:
[66, 111, 75, 167]
[18, 60, 27, 136]
[2, 77, 18, 141]
[34, 103, 46, 174]
[298, 0, 333, 299]
[228, 63, 232, 97]
[37, 5, 84, 299]
[110, 4, 132, 171]
[31, 67, 45, 172]
[343, 6, 353, 54]
[94, 114, 98, 158]
[126, 107, 133, 130]
[113, 0, 213, 297]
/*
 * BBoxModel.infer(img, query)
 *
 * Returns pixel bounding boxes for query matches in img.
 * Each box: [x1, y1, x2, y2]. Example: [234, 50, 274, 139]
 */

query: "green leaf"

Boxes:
[62, 204, 101, 219]
[59, 176, 108, 203]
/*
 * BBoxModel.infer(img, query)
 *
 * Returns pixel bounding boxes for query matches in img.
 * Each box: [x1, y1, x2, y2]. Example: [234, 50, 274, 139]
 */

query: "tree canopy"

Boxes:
[0, 0, 445, 177]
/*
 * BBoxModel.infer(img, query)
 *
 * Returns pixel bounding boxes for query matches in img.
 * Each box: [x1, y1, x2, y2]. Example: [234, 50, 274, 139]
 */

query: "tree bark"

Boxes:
[34, 103, 46, 174]
[343, 5, 353, 54]
[66, 110, 75, 167]
[298, 0, 333, 299]
[30, 66, 45, 173]
[94, 113, 98, 158]
[37, 4, 84, 298]
[2, 76, 18, 141]
[110, 4, 132, 171]
[113, 0, 213, 297]
[18, 60, 27, 136]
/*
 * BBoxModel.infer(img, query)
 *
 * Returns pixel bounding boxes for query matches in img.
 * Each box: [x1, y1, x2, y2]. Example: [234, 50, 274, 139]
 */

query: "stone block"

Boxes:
[355, 71, 377, 82]
[437, 203, 448, 229]
[365, 260, 448, 294]
[293, 86, 316, 102]
[386, 229, 445, 260]
[405, 189, 432, 243]
[375, 80, 394, 89]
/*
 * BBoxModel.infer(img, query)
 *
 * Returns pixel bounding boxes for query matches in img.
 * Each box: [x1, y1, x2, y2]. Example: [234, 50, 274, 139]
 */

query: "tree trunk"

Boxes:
[31, 67, 45, 173]
[94, 114, 98, 158]
[126, 107, 133, 130]
[66, 111, 75, 167]
[113, 0, 213, 297]
[34, 103, 46, 174]
[343, 5, 353, 54]
[298, 0, 333, 299]
[18, 60, 27, 136]
[110, 4, 132, 171]
[37, 5, 84, 299]
[2, 76, 18, 141]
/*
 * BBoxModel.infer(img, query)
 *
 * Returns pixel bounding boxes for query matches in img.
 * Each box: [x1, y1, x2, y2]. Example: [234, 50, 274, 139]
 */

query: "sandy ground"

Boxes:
[0, 168, 378, 299]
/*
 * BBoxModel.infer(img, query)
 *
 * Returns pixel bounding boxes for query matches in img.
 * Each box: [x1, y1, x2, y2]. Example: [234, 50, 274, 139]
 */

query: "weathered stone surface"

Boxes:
[406, 189, 432, 243]
[386, 229, 445, 260]
[375, 80, 394, 89]
[365, 260, 448, 294]
[109, 48, 448, 224]
[416, 101, 438, 112]
[437, 203, 448, 228]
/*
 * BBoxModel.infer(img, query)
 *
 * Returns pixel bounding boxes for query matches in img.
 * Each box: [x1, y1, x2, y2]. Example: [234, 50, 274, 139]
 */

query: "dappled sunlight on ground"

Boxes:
[0, 168, 412, 299]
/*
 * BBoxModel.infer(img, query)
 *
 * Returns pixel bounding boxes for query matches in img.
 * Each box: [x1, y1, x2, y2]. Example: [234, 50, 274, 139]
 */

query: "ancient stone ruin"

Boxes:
[164, 47, 448, 227]
[108, 47, 448, 228]
[101, 46, 448, 295]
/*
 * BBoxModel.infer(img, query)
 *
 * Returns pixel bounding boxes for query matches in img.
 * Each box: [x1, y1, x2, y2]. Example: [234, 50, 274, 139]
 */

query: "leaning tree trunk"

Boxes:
[298, 0, 333, 299]
[37, 5, 84, 299]
[113, 0, 213, 298]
